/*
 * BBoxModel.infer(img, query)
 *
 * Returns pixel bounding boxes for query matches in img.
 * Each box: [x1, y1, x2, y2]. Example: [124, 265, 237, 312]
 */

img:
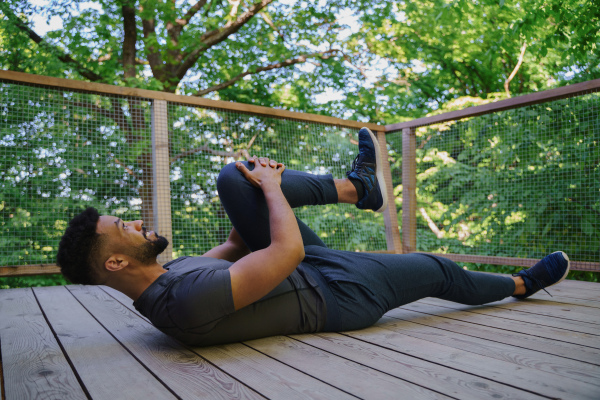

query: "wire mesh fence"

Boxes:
[387, 90, 600, 271]
[0, 80, 387, 269]
[167, 102, 387, 258]
[1, 75, 598, 273]
[0, 81, 156, 267]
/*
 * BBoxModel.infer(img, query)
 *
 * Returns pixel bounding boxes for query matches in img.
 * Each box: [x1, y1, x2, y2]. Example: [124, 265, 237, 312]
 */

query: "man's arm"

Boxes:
[228, 157, 305, 310]
[202, 228, 250, 262]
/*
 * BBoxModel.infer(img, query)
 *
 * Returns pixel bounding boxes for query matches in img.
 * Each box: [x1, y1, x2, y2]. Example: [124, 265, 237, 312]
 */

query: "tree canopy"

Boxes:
[1, 0, 598, 121]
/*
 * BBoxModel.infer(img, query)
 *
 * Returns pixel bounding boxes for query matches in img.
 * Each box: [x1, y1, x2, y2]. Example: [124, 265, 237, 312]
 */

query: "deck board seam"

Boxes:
[97, 286, 268, 399]
[64, 286, 184, 400]
[242, 341, 364, 400]
[31, 288, 92, 400]
[288, 335, 462, 400]
[338, 332, 558, 400]
[416, 300, 600, 333]
[386, 313, 600, 366]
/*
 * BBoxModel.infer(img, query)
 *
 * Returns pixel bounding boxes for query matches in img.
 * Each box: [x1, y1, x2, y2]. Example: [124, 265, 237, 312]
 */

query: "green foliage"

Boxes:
[0, 274, 68, 289]
[390, 92, 599, 269]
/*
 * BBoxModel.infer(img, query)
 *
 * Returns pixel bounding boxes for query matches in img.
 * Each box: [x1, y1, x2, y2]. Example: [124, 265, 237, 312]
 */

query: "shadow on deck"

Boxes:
[1, 277, 599, 399]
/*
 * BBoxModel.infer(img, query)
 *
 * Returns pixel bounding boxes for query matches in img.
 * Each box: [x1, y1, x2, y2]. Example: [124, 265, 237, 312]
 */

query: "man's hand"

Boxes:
[236, 156, 285, 188]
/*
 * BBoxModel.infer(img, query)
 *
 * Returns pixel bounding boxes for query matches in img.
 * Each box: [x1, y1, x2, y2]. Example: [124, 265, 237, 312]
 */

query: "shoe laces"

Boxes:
[520, 269, 553, 297]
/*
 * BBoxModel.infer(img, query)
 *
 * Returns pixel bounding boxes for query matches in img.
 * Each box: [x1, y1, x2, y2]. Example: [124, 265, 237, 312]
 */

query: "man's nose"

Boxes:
[132, 220, 144, 231]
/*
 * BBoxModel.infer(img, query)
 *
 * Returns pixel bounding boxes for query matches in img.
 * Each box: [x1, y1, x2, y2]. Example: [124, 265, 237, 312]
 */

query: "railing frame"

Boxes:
[0, 70, 598, 276]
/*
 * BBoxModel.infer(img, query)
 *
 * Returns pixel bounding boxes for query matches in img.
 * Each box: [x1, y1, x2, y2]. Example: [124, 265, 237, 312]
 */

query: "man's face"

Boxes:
[96, 216, 169, 265]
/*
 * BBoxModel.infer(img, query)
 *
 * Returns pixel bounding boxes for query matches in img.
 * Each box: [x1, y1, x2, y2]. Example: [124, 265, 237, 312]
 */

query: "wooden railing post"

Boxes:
[376, 131, 402, 253]
[402, 127, 417, 253]
[152, 100, 173, 264]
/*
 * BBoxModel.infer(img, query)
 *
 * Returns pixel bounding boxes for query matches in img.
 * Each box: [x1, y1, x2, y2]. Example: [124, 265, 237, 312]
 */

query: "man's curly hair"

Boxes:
[56, 207, 106, 284]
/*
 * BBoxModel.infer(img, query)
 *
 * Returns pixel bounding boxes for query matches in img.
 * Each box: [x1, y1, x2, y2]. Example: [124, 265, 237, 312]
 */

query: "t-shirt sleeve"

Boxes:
[167, 267, 235, 333]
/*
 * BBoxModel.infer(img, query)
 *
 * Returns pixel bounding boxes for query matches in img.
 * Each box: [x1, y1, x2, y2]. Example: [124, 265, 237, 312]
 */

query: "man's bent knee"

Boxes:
[217, 161, 250, 196]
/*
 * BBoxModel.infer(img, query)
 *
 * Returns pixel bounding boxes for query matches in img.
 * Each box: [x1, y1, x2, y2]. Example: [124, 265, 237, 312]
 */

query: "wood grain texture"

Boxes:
[385, 78, 600, 131]
[0, 288, 86, 400]
[0, 70, 381, 130]
[292, 332, 534, 400]
[421, 298, 600, 335]
[247, 335, 451, 400]
[396, 301, 600, 349]
[386, 305, 600, 365]
[372, 313, 600, 388]
[347, 317, 600, 399]
[0, 265, 60, 277]
[68, 285, 262, 400]
[33, 286, 177, 400]
[193, 343, 355, 400]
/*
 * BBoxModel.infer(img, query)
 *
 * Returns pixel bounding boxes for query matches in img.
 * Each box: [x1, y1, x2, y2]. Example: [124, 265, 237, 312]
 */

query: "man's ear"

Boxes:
[104, 254, 130, 272]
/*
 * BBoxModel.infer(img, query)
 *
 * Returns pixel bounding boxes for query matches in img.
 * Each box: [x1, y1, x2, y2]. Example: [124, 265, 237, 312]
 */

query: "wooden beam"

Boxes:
[401, 127, 417, 254]
[0, 70, 381, 131]
[376, 131, 402, 253]
[152, 100, 173, 264]
[0, 265, 61, 277]
[385, 78, 600, 132]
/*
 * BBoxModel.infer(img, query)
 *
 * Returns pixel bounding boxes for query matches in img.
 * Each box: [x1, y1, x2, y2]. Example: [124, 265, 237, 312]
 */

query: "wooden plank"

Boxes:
[385, 78, 600, 132]
[0, 265, 61, 277]
[152, 99, 173, 264]
[371, 314, 600, 388]
[292, 332, 537, 400]
[418, 297, 600, 336]
[68, 285, 262, 400]
[376, 130, 402, 252]
[387, 304, 600, 364]
[397, 301, 600, 349]
[346, 318, 600, 399]
[0, 288, 86, 400]
[247, 335, 451, 400]
[402, 127, 417, 253]
[33, 286, 177, 400]
[425, 294, 600, 322]
[0, 70, 381, 130]
[193, 343, 355, 400]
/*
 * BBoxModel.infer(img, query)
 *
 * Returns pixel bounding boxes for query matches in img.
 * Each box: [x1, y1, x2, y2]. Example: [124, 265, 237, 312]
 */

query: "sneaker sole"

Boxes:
[548, 251, 571, 287]
[363, 127, 388, 213]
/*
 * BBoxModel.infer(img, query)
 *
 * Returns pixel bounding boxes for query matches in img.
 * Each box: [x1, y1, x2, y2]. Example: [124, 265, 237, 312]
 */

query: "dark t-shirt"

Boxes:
[133, 255, 328, 346]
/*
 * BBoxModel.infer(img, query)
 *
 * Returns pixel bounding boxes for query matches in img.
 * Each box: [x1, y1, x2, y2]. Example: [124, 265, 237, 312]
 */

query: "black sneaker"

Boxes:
[346, 127, 388, 212]
[513, 251, 570, 299]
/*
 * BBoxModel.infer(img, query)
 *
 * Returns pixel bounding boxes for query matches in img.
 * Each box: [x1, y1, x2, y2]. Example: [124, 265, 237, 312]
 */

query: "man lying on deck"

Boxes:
[56, 128, 571, 346]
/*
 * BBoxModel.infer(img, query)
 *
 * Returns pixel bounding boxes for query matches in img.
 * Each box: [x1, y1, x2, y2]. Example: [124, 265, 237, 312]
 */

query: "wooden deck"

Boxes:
[1, 278, 599, 400]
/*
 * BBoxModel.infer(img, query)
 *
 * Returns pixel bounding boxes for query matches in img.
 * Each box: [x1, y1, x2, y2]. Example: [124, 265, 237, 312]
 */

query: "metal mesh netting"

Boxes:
[167, 103, 387, 258]
[0, 82, 155, 266]
[387, 91, 600, 270]
[0, 80, 387, 268]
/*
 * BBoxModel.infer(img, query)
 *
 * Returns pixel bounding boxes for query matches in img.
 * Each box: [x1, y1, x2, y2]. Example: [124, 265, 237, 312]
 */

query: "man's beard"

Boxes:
[132, 234, 169, 264]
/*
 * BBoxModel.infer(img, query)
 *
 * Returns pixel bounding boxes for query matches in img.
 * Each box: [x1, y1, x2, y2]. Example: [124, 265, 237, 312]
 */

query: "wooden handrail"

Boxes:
[0, 70, 381, 131]
[385, 78, 600, 132]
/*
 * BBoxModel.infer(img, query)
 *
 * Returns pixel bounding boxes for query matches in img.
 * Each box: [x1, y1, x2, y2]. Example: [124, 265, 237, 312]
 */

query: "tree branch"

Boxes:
[0, 3, 103, 81]
[504, 42, 527, 97]
[171, 132, 258, 163]
[177, 0, 276, 79]
[195, 49, 339, 96]
[122, 2, 137, 80]
[139, 4, 166, 82]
